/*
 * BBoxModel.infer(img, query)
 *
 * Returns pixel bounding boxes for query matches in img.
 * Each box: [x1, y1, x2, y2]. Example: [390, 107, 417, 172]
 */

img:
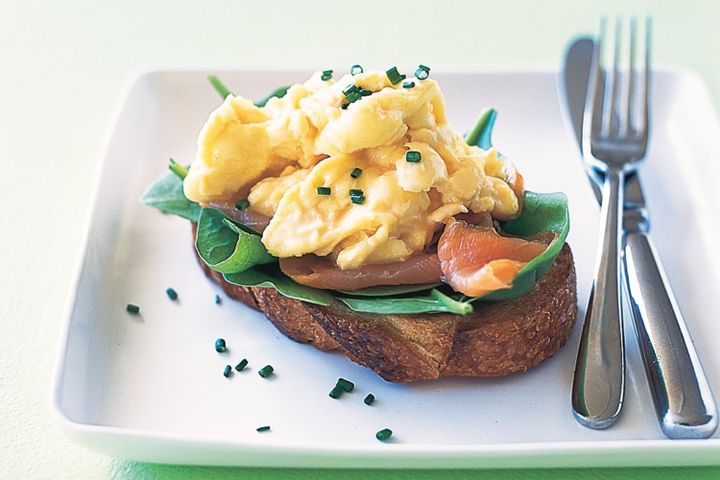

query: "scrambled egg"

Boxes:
[184, 70, 520, 269]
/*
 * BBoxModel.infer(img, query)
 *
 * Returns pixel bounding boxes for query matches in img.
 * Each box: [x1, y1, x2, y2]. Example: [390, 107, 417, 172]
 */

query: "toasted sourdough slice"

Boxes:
[193, 226, 577, 382]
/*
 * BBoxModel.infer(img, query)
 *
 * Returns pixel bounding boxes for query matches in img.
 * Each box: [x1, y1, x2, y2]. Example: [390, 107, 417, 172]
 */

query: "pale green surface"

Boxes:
[1, 0, 719, 478]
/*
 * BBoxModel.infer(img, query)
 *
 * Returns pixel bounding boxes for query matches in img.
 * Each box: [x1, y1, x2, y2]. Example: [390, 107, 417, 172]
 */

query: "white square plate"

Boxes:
[53, 69, 720, 468]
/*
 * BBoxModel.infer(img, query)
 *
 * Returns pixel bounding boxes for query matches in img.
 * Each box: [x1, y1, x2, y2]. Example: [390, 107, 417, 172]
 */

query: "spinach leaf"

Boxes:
[338, 289, 472, 315]
[224, 264, 334, 306]
[141, 172, 200, 222]
[336, 283, 442, 297]
[195, 208, 275, 274]
[207, 75, 289, 107]
[473, 191, 570, 302]
[208, 75, 233, 99]
[464, 108, 497, 149]
[255, 86, 290, 107]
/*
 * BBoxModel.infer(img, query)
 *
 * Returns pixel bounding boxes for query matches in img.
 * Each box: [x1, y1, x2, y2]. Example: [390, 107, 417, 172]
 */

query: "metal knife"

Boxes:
[561, 37, 718, 439]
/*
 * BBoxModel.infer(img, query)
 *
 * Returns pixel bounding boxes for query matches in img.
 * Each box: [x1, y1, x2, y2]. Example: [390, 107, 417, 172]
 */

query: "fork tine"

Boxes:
[624, 16, 637, 136]
[610, 16, 623, 136]
[637, 16, 652, 145]
[600, 17, 622, 138]
[593, 17, 608, 139]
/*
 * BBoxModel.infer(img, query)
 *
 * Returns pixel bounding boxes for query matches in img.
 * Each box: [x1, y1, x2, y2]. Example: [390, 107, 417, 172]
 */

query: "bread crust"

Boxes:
[192, 224, 577, 382]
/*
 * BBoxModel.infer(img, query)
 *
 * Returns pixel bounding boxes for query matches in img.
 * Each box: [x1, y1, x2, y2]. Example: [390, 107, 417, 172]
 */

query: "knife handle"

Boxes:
[624, 232, 718, 439]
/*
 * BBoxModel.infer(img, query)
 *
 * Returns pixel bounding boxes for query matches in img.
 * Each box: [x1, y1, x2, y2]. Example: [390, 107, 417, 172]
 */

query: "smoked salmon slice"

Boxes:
[437, 217, 551, 297]
[280, 253, 442, 291]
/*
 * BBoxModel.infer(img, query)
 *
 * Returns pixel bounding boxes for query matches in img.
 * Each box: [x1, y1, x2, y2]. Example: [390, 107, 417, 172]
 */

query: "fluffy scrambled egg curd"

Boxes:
[184, 69, 521, 270]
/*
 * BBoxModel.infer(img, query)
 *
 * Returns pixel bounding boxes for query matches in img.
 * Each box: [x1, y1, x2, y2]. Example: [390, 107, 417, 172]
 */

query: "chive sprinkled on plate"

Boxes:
[223, 365, 232, 378]
[317, 186, 331, 196]
[235, 359, 248, 372]
[376, 428, 393, 441]
[256, 425, 271, 432]
[321, 70, 333, 81]
[235, 199, 250, 210]
[165, 288, 178, 301]
[363, 393, 375, 405]
[350, 64, 364, 75]
[405, 151, 422, 163]
[215, 294, 222, 305]
[329, 385, 344, 399]
[215, 338, 227, 353]
[415, 64, 430, 80]
[258, 365, 274, 378]
[385, 66, 406, 85]
[337, 378, 354, 392]
[350, 167, 363, 179]
[402, 80, 415, 89]
[126, 304, 140, 315]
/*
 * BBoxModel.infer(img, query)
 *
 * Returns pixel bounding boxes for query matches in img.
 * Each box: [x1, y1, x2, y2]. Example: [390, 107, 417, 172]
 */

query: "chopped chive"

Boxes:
[223, 365, 233, 378]
[345, 91, 361, 103]
[317, 186, 331, 196]
[321, 70, 333, 81]
[385, 66, 406, 85]
[364, 393, 375, 405]
[168, 158, 188, 180]
[405, 151, 422, 163]
[256, 425, 271, 432]
[342, 84, 359, 96]
[359, 89, 372, 96]
[215, 294, 222, 305]
[235, 199, 250, 210]
[208, 75, 233, 99]
[258, 365, 274, 378]
[166, 288, 178, 301]
[351, 195, 365, 205]
[402, 81, 415, 89]
[126, 304, 140, 315]
[341, 103, 349, 110]
[415, 64, 430, 80]
[337, 378, 354, 392]
[376, 428, 393, 441]
[350, 168, 363, 179]
[235, 359, 248, 372]
[329, 385, 345, 399]
[215, 338, 227, 353]
[349, 189, 364, 198]
[350, 64, 364, 75]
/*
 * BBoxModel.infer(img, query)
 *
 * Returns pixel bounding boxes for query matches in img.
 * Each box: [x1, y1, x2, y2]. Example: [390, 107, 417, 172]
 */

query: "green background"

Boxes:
[2, 0, 719, 478]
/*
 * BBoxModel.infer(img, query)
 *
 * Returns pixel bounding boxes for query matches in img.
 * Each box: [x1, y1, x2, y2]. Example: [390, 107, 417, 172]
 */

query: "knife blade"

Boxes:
[561, 37, 718, 439]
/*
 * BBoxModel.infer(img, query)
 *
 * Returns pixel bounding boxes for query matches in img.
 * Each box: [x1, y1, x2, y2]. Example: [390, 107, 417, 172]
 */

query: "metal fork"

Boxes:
[572, 17, 650, 429]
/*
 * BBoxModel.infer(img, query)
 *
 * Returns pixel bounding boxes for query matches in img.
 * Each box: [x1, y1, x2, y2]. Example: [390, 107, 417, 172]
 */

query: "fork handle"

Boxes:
[624, 233, 718, 438]
[572, 168, 626, 429]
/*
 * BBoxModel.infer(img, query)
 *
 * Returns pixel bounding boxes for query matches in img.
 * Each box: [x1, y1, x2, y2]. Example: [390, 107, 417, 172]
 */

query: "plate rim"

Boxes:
[51, 67, 720, 468]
